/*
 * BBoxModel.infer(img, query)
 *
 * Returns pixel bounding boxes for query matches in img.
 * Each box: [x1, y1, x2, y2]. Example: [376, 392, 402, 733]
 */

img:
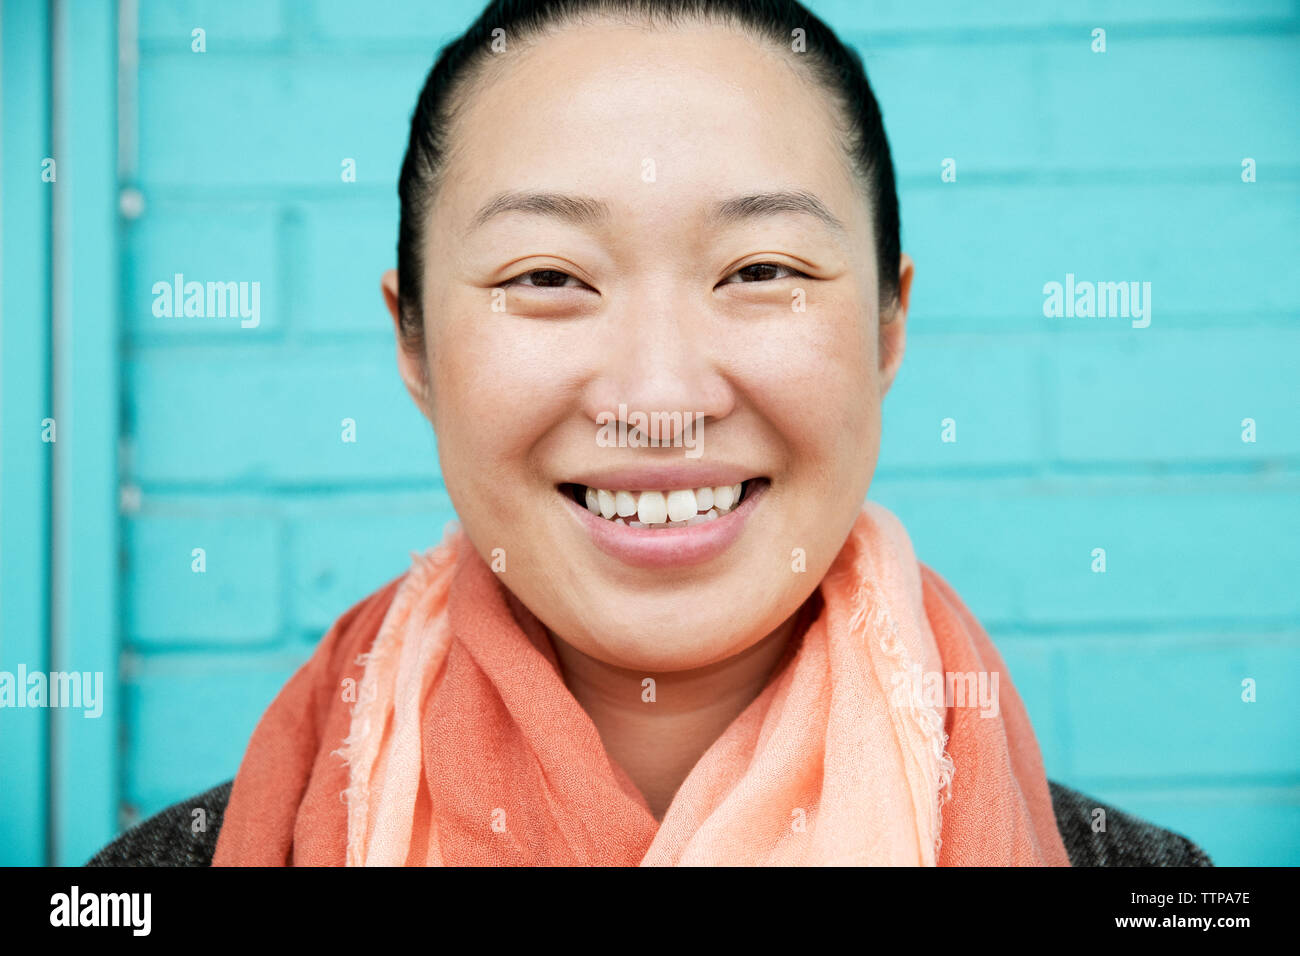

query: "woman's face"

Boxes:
[388, 19, 910, 671]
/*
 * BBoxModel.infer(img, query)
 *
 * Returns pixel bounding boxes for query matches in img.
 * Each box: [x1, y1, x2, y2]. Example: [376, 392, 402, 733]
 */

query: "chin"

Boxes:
[565, 621, 757, 672]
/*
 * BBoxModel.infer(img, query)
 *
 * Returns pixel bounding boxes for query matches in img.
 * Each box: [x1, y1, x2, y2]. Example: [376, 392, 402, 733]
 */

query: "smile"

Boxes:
[558, 476, 770, 569]
[566, 481, 751, 527]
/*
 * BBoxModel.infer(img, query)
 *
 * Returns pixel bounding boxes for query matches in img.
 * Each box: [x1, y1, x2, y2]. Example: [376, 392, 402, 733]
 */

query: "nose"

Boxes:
[579, 281, 735, 445]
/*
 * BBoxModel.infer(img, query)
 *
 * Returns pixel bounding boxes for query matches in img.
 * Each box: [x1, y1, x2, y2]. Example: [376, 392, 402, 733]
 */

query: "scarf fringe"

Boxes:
[212, 503, 1070, 867]
[331, 526, 461, 866]
[843, 517, 957, 865]
[332, 508, 974, 866]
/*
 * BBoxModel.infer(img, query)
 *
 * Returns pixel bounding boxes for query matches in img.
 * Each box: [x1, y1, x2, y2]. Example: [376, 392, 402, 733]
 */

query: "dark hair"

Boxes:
[395, 0, 900, 355]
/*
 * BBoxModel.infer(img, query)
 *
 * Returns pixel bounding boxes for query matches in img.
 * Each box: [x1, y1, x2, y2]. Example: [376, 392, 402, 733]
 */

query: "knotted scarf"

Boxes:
[213, 501, 1068, 866]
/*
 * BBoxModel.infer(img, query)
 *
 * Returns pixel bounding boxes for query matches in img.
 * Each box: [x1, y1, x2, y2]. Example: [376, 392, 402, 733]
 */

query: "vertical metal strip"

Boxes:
[117, 0, 137, 183]
[49, 0, 121, 866]
[0, 0, 55, 867]
[48, 0, 66, 871]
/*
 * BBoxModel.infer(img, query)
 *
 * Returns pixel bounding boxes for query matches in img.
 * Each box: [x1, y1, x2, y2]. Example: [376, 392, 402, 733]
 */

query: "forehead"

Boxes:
[434, 18, 867, 235]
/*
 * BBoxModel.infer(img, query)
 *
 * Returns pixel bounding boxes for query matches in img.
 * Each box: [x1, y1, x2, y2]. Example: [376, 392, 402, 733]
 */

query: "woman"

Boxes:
[91, 0, 1209, 867]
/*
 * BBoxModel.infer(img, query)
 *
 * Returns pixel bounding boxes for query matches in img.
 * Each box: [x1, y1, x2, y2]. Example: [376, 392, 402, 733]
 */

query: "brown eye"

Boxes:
[723, 262, 805, 284]
[509, 268, 579, 288]
[738, 263, 779, 282]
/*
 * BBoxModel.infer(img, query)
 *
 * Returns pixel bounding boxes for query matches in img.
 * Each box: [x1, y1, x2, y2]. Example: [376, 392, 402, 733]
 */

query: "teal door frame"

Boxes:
[0, 0, 54, 868]
[0, 0, 121, 866]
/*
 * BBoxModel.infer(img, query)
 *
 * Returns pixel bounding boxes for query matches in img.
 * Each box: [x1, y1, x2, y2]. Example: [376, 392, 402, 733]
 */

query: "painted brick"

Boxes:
[1059, 636, 1299, 779]
[125, 203, 281, 337]
[137, 55, 431, 187]
[306, 1, 1299, 43]
[1050, 329, 1300, 463]
[1018, 489, 1300, 625]
[877, 335, 1042, 468]
[287, 492, 460, 634]
[901, 182, 1300, 324]
[136, 30, 1300, 188]
[810, 0, 1295, 31]
[296, 199, 400, 335]
[872, 481, 1300, 627]
[123, 650, 305, 816]
[138, 0, 284, 44]
[310, 0, 481, 41]
[125, 514, 282, 645]
[127, 344, 438, 485]
[866, 35, 1299, 178]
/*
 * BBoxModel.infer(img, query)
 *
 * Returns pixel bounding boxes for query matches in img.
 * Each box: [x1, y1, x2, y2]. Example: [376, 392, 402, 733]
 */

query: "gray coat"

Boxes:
[86, 779, 1213, 866]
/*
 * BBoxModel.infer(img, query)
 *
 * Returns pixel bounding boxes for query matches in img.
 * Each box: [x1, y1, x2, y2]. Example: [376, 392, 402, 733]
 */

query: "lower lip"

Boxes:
[560, 481, 768, 570]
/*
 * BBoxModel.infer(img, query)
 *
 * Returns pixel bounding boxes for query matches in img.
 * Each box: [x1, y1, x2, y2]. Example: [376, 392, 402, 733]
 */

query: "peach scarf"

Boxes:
[213, 501, 1068, 866]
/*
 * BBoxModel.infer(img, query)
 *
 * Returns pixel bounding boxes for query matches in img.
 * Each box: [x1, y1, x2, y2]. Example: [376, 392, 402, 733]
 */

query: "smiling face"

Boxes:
[386, 17, 911, 672]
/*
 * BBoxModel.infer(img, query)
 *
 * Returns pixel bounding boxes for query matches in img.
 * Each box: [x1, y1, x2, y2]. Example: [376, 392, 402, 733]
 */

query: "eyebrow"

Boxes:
[464, 188, 847, 237]
[713, 190, 847, 236]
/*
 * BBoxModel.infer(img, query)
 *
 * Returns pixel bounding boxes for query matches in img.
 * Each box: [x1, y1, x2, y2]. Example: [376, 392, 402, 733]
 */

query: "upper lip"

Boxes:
[563, 464, 763, 491]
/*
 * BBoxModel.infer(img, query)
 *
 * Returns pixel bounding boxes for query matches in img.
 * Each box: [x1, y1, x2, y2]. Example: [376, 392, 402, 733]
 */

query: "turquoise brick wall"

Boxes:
[2, 0, 1297, 865]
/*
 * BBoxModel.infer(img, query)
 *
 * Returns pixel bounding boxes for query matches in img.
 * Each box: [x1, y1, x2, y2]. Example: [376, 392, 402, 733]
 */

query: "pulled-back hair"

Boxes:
[395, 0, 900, 354]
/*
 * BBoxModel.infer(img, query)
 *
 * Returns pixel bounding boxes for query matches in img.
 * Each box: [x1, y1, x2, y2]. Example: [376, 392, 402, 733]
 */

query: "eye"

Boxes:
[720, 262, 808, 285]
[502, 268, 590, 289]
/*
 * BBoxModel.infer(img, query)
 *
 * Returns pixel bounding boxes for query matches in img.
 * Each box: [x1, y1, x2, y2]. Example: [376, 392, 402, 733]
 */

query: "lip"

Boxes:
[559, 477, 769, 570]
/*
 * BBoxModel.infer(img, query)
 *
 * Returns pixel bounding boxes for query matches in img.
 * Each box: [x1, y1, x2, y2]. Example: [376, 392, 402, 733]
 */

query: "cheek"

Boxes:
[426, 312, 511, 490]
[427, 285, 880, 498]
[426, 306, 580, 478]
[744, 294, 880, 471]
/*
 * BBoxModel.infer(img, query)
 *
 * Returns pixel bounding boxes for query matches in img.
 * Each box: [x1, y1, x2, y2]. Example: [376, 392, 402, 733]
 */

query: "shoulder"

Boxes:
[85, 780, 232, 866]
[1049, 780, 1213, 867]
[87, 777, 1214, 866]
[87, 576, 414, 868]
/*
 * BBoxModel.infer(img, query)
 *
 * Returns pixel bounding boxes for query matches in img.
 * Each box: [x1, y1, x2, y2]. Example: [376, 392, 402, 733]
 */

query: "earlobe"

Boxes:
[381, 269, 402, 330]
[381, 268, 433, 417]
[896, 252, 915, 317]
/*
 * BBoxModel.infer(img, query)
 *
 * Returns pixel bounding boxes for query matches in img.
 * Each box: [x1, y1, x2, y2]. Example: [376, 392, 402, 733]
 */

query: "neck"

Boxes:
[550, 601, 813, 821]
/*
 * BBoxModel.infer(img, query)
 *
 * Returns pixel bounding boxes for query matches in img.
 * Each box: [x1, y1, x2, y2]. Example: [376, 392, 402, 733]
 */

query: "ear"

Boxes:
[878, 252, 914, 397]
[381, 268, 433, 417]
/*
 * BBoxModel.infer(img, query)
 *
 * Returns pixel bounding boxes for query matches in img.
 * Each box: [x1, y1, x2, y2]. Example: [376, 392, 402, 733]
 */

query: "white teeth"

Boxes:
[713, 484, 735, 511]
[637, 490, 668, 525]
[576, 482, 756, 527]
[666, 489, 698, 522]
[597, 488, 617, 519]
